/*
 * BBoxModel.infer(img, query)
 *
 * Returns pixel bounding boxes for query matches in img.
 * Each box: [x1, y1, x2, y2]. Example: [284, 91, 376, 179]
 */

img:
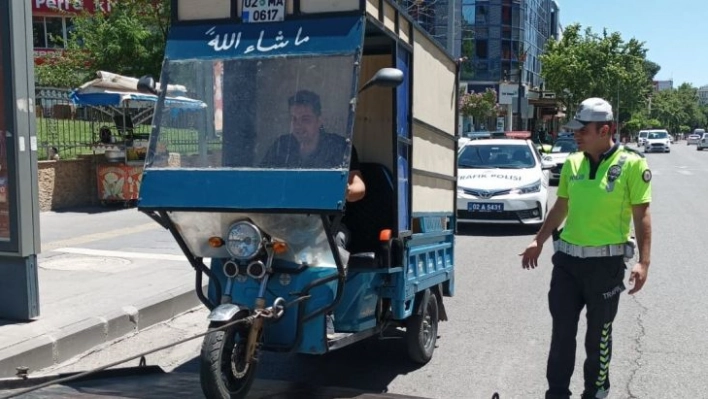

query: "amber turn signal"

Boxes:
[272, 241, 288, 254]
[379, 229, 392, 241]
[208, 237, 225, 248]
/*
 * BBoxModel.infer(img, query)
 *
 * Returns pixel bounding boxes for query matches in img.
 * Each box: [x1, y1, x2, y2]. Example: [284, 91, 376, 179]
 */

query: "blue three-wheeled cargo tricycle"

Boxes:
[137, 1, 461, 398]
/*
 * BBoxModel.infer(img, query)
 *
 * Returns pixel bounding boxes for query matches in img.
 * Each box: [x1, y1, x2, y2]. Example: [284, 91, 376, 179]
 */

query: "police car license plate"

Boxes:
[242, 0, 285, 23]
[468, 202, 504, 212]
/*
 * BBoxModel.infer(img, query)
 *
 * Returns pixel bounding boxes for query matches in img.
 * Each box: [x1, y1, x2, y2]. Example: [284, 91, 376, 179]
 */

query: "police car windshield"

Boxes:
[551, 139, 577, 153]
[458, 144, 536, 169]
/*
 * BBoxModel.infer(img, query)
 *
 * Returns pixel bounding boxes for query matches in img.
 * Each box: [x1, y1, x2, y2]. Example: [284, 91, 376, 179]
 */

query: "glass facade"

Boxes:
[0, 8, 12, 242]
[397, 0, 462, 58]
[461, 0, 556, 87]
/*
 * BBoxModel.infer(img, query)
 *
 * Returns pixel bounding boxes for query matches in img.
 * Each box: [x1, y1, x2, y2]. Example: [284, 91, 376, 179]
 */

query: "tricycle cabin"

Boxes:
[141, 0, 458, 221]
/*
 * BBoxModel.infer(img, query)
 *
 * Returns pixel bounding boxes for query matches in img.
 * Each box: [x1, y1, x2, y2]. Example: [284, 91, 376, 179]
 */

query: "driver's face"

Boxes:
[290, 104, 321, 148]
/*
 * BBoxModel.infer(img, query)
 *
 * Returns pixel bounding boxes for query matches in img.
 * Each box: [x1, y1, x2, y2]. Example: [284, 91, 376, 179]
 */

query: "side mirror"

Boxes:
[137, 75, 159, 95]
[358, 67, 404, 93]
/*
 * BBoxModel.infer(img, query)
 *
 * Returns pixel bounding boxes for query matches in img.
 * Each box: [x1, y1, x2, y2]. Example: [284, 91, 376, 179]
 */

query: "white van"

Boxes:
[637, 131, 650, 146]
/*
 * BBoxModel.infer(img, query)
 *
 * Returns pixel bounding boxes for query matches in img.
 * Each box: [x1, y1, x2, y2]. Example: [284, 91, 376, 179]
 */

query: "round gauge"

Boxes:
[225, 221, 263, 260]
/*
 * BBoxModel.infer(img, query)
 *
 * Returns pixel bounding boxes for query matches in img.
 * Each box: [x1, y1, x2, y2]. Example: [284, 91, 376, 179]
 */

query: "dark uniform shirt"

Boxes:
[262, 132, 360, 170]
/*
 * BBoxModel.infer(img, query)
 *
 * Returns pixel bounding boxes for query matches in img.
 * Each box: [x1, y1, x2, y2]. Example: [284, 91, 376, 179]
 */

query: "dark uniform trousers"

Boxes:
[546, 251, 626, 399]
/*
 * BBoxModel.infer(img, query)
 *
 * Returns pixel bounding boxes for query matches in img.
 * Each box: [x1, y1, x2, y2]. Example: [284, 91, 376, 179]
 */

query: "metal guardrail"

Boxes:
[35, 87, 105, 160]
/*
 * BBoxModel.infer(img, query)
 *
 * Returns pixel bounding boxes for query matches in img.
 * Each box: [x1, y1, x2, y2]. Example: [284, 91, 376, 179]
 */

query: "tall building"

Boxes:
[652, 80, 673, 92]
[698, 85, 708, 106]
[550, 0, 561, 40]
[461, 0, 560, 131]
[398, 0, 463, 58]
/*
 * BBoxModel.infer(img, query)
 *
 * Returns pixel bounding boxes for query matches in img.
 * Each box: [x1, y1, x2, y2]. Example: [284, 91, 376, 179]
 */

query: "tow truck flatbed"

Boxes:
[0, 366, 431, 399]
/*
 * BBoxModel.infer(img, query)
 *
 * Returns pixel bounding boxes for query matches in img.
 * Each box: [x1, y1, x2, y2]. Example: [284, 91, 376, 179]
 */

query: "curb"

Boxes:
[0, 282, 207, 379]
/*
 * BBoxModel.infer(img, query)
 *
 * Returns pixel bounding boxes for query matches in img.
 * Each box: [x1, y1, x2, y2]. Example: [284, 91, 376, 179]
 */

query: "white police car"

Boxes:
[457, 139, 554, 225]
[545, 138, 578, 184]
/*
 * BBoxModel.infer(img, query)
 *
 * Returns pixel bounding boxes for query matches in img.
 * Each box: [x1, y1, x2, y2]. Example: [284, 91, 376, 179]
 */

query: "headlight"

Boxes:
[511, 179, 542, 195]
[225, 221, 263, 260]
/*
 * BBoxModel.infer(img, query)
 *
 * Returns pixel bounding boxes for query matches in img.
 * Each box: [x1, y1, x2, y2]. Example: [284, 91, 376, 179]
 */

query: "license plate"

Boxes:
[242, 0, 285, 23]
[468, 202, 504, 212]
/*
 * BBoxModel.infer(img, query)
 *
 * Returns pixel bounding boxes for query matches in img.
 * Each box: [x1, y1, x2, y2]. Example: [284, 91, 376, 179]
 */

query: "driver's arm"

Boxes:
[347, 171, 365, 202]
[347, 146, 365, 202]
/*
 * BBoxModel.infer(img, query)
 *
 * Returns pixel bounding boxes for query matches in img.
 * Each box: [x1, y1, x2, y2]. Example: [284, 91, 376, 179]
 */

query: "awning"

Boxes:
[68, 70, 206, 110]
[69, 90, 207, 110]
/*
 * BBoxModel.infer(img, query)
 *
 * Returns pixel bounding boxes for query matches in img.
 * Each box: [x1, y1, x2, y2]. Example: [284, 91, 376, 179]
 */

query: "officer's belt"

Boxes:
[555, 240, 625, 258]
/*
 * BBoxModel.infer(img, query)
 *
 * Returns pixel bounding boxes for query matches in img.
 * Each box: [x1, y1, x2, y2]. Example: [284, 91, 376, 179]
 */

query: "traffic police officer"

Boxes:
[520, 97, 652, 399]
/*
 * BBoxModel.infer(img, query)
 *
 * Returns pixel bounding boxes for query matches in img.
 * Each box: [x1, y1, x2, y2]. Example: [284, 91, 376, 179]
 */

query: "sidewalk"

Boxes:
[0, 206, 206, 378]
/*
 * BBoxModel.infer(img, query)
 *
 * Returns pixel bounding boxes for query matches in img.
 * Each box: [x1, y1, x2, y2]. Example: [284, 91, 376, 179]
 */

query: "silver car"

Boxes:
[688, 134, 702, 145]
[698, 134, 708, 151]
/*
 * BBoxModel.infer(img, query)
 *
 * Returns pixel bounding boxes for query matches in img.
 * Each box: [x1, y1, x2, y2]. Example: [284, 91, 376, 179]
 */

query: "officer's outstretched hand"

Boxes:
[628, 263, 649, 294]
[520, 240, 542, 269]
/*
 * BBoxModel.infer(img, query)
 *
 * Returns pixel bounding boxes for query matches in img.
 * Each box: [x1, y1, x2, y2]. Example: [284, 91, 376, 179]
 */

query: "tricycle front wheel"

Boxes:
[405, 290, 439, 364]
[199, 315, 258, 399]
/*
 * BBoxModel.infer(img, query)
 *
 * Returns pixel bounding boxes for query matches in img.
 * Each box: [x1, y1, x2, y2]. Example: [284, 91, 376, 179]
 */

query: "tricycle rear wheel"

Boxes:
[199, 314, 257, 399]
[405, 290, 439, 364]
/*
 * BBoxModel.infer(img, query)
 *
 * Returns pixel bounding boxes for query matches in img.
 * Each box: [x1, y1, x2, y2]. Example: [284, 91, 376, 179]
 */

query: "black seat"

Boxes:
[342, 162, 395, 268]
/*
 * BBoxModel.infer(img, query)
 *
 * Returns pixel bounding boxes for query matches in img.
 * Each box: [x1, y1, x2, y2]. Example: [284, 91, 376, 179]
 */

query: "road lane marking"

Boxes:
[678, 170, 693, 176]
[52, 247, 191, 262]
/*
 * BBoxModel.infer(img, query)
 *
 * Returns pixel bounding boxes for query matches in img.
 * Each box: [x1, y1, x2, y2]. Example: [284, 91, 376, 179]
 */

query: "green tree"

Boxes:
[539, 24, 653, 118]
[459, 18, 475, 81]
[648, 83, 706, 132]
[459, 88, 501, 130]
[643, 60, 661, 81]
[622, 113, 648, 134]
[650, 89, 684, 132]
[700, 104, 708, 128]
[36, 0, 171, 88]
[647, 118, 663, 128]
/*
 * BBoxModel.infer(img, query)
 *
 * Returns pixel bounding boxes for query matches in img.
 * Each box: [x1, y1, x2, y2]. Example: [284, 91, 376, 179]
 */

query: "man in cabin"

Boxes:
[262, 89, 366, 339]
[519, 97, 652, 399]
[262, 89, 365, 204]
